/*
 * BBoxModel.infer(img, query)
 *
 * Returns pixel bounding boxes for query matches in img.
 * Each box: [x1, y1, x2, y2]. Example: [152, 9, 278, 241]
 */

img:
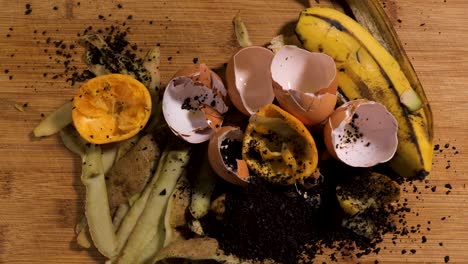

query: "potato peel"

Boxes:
[116, 145, 191, 263]
[190, 154, 217, 220]
[112, 203, 130, 231]
[164, 174, 191, 246]
[153, 238, 244, 264]
[106, 133, 160, 211]
[60, 126, 117, 249]
[34, 101, 73, 137]
[111, 150, 169, 260]
[82, 144, 117, 258]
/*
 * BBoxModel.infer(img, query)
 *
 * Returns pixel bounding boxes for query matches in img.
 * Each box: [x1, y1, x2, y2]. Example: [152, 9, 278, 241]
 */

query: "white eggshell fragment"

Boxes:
[226, 46, 275, 115]
[324, 99, 398, 167]
[208, 126, 248, 186]
[271, 45, 338, 126]
[163, 67, 228, 144]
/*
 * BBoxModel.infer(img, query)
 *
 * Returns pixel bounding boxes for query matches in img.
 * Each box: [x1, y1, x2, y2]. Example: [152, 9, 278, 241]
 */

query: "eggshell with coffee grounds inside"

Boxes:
[271, 45, 338, 126]
[226, 46, 275, 115]
[324, 99, 398, 167]
[162, 64, 228, 144]
[208, 126, 248, 186]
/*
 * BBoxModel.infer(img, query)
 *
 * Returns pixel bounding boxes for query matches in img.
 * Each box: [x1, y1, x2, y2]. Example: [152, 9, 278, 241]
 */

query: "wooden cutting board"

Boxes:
[0, 0, 467, 263]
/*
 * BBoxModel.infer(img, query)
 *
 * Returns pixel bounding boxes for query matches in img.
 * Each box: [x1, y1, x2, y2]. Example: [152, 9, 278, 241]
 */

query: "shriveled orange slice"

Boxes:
[72, 74, 152, 144]
[242, 104, 318, 185]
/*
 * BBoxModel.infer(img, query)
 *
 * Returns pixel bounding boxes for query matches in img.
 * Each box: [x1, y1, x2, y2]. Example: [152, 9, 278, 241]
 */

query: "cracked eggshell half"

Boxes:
[162, 64, 228, 144]
[208, 126, 248, 186]
[271, 45, 338, 126]
[226, 46, 275, 115]
[324, 99, 398, 167]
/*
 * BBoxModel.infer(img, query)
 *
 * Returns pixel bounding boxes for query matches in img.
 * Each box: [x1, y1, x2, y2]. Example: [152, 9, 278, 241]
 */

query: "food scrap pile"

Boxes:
[32, 5, 439, 264]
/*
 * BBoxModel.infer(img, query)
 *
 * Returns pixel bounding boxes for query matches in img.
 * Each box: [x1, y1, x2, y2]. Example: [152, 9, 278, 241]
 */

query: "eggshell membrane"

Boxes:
[271, 45, 338, 126]
[162, 76, 228, 144]
[324, 99, 398, 167]
[208, 126, 248, 186]
[226, 46, 275, 115]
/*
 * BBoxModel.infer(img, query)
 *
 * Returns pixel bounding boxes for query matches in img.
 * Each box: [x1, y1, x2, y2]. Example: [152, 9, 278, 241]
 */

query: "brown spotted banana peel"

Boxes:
[295, 6, 433, 179]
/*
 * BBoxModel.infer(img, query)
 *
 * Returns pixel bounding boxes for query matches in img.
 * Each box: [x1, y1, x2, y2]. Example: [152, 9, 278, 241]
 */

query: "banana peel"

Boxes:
[296, 5, 433, 179]
[343, 0, 433, 141]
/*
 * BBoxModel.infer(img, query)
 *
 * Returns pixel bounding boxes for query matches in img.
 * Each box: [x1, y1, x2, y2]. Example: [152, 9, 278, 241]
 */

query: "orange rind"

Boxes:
[72, 74, 152, 144]
[242, 104, 319, 185]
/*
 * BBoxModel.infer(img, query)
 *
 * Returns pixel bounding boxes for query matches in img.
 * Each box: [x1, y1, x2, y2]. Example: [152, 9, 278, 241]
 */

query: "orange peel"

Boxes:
[72, 74, 152, 144]
[242, 104, 319, 185]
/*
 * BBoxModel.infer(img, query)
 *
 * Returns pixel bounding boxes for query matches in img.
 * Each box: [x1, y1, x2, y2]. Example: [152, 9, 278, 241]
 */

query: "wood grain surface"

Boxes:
[0, 0, 467, 263]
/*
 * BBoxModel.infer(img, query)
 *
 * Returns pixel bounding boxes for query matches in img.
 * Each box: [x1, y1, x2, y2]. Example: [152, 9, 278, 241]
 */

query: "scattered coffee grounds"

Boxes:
[25, 3, 32, 15]
[39, 22, 142, 86]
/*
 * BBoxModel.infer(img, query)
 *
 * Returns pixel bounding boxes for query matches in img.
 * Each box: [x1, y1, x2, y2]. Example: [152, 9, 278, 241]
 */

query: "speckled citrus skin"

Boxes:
[72, 74, 151, 144]
[242, 104, 318, 185]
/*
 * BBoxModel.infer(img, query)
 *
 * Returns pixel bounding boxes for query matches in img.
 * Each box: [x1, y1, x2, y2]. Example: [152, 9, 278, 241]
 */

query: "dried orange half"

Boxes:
[242, 104, 318, 185]
[72, 74, 152, 144]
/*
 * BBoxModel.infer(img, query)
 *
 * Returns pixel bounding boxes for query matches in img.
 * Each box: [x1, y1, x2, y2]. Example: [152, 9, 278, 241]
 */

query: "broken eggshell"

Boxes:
[324, 99, 398, 167]
[162, 64, 228, 144]
[208, 126, 248, 186]
[226, 46, 275, 116]
[271, 45, 338, 126]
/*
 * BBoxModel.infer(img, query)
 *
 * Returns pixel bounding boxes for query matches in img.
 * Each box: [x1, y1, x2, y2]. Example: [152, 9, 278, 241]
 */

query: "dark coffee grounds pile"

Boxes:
[203, 160, 408, 263]
[212, 178, 322, 263]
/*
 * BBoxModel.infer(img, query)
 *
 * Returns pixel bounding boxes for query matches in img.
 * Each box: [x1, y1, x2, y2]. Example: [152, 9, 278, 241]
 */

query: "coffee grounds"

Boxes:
[220, 138, 242, 172]
[205, 178, 324, 263]
[203, 160, 406, 263]
[69, 25, 141, 86]
[39, 21, 140, 87]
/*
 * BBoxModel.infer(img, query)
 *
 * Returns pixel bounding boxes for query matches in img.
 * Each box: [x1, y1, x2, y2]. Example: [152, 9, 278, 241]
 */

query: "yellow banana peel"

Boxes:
[296, 7, 433, 179]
